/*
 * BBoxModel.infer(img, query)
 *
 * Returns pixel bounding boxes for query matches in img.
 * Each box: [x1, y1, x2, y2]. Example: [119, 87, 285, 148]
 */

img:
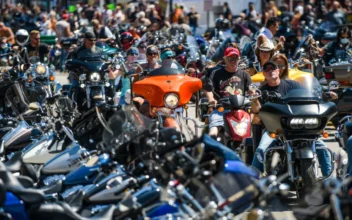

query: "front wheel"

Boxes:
[297, 159, 316, 199]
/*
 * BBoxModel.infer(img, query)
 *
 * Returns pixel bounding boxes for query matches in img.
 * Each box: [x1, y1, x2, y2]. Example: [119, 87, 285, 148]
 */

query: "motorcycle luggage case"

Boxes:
[324, 63, 352, 87]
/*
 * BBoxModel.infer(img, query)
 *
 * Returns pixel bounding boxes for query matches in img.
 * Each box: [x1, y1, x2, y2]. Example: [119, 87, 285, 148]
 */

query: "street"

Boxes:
[55, 71, 343, 220]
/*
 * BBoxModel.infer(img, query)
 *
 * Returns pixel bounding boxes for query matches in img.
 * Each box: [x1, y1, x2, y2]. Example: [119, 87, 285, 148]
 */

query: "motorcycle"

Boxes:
[65, 56, 118, 149]
[255, 76, 337, 198]
[321, 53, 352, 128]
[0, 37, 12, 66]
[133, 61, 202, 138]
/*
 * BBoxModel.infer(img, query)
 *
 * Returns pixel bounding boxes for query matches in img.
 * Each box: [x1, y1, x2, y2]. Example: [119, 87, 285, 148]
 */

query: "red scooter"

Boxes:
[211, 81, 251, 149]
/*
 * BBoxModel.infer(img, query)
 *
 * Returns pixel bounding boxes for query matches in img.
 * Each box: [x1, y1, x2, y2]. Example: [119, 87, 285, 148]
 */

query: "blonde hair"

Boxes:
[30, 30, 40, 37]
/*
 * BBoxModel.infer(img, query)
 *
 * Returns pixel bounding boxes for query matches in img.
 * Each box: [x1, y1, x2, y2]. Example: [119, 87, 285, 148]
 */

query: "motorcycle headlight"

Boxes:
[230, 118, 249, 136]
[89, 72, 101, 83]
[36, 64, 46, 75]
[304, 118, 320, 129]
[164, 93, 179, 109]
[289, 118, 305, 129]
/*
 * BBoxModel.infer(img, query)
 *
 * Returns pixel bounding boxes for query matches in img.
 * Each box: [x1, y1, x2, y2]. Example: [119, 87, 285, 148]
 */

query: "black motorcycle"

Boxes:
[64, 56, 120, 149]
[257, 76, 337, 198]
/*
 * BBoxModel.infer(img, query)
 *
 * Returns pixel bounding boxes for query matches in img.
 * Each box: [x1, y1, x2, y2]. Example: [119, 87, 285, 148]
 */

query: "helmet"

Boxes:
[15, 29, 29, 46]
[221, 19, 230, 30]
[120, 32, 134, 51]
[215, 18, 223, 29]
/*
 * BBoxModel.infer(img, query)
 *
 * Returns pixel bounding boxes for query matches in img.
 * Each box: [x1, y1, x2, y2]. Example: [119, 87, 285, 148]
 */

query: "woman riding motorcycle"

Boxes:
[315, 26, 352, 64]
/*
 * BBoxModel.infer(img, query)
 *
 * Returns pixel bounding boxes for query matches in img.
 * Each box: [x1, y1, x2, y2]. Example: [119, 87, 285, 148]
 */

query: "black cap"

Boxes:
[263, 60, 279, 70]
[84, 31, 96, 39]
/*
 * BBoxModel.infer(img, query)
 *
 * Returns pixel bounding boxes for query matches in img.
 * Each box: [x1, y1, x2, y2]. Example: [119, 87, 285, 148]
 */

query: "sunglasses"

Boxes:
[139, 45, 147, 49]
[148, 52, 158, 56]
[277, 64, 286, 69]
[128, 52, 139, 56]
[227, 57, 239, 62]
[32, 37, 40, 40]
[88, 38, 97, 42]
[263, 66, 278, 72]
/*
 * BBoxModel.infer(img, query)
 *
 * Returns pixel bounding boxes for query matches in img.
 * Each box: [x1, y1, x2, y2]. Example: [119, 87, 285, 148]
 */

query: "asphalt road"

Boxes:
[55, 71, 343, 220]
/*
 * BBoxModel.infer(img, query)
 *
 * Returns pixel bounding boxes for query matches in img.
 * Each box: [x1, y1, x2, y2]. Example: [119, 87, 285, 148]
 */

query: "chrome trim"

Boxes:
[285, 142, 295, 182]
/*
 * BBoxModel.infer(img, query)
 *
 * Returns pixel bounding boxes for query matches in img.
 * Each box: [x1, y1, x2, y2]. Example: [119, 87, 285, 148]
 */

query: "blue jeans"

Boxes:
[190, 25, 197, 36]
[209, 109, 231, 128]
[252, 131, 332, 177]
[346, 136, 352, 177]
[60, 48, 69, 71]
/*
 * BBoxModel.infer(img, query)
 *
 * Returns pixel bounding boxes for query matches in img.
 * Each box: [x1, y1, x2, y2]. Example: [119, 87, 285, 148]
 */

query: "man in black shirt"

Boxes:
[204, 47, 252, 136]
[187, 6, 199, 36]
[22, 30, 50, 63]
[251, 60, 333, 177]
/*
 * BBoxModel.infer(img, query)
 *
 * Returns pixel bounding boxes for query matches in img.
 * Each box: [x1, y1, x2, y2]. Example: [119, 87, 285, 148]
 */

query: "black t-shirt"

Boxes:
[23, 43, 50, 63]
[187, 12, 198, 26]
[204, 67, 252, 100]
[260, 80, 303, 97]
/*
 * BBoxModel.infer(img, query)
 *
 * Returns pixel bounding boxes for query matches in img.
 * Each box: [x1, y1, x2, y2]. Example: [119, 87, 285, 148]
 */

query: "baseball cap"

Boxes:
[224, 47, 240, 57]
[84, 31, 96, 39]
[62, 14, 69, 20]
[127, 47, 139, 56]
[263, 60, 279, 70]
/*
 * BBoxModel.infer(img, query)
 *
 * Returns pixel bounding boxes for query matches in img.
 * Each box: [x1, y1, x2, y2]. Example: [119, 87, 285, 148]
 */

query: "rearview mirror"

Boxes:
[329, 81, 340, 91]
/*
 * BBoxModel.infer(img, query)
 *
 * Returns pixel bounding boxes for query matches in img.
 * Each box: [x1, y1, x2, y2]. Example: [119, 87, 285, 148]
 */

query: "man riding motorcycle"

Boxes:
[67, 31, 105, 96]
[204, 47, 252, 137]
[250, 60, 337, 176]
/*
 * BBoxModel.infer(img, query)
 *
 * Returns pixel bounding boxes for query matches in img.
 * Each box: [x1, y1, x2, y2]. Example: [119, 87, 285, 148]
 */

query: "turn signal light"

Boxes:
[323, 131, 329, 138]
[218, 107, 224, 112]
[184, 105, 188, 110]
[50, 76, 55, 81]
[270, 133, 277, 138]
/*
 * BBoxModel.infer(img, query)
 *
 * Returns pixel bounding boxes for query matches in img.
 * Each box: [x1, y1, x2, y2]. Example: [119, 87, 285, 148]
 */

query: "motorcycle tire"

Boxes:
[298, 159, 316, 199]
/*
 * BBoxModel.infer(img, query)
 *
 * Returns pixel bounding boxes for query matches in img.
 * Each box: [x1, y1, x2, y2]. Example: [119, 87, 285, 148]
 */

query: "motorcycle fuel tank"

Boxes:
[41, 143, 88, 175]
[3, 120, 32, 150]
[22, 131, 60, 164]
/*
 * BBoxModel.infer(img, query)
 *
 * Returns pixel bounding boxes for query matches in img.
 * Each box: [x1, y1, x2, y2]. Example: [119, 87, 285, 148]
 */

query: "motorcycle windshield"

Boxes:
[186, 35, 200, 61]
[281, 76, 323, 100]
[102, 105, 155, 150]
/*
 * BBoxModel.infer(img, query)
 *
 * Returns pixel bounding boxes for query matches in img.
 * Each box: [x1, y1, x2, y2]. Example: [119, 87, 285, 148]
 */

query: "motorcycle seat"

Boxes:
[39, 180, 63, 195]
[16, 175, 34, 188]
[5, 151, 23, 173]
[67, 190, 84, 212]
[0, 161, 45, 204]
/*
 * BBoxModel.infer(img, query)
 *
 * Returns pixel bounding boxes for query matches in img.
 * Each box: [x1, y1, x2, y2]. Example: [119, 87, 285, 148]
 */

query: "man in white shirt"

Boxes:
[256, 17, 285, 53]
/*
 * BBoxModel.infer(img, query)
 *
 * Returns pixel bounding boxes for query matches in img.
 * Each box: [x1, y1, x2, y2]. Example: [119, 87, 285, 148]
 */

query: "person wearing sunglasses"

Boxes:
[160, 48, 184, 70]
[141, 45, 161, 73]
[203, 47, 252, 137]
[23, 30, 50, 63]
[250, 60, 333, 177]
[137, 41, 148, 60]
[69, 31, 104, 60]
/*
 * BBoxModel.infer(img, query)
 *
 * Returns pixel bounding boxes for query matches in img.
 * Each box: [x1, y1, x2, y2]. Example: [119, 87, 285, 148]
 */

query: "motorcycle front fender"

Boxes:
[294, 146, 314, 159]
